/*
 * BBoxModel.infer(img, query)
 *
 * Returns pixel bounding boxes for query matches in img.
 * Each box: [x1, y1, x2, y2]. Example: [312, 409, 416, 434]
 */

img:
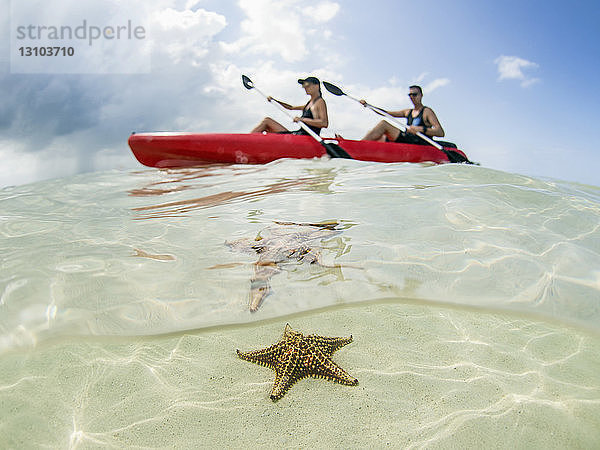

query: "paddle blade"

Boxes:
[440, 149, 477, 164]
[242, 75, 254, 90]
[323, 81, 345, 96]
[322, 141, 352, 159]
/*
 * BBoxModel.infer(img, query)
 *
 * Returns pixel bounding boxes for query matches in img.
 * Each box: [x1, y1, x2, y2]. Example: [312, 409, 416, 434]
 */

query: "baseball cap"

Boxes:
[298, 76, 320, 85]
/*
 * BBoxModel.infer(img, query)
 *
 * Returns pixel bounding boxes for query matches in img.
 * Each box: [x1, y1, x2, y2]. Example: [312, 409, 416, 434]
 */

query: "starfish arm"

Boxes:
[283, 323, 298, 338]
[309, 357, 358, 386]
[253, 260, 280, 279]
[237, 341, 287, 370]
[248, 279, 270, 312]
[226, 237, 260, 254]
[300, 247, 321, 264]
[270, 347, 306, 401]
[306, 345, 358, 386]
[248, 261, 279, 311]
[308, 334, 353, 356]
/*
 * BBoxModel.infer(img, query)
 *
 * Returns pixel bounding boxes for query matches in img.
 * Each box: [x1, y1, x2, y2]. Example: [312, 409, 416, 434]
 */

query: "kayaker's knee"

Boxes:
[376, 120, 389, 130]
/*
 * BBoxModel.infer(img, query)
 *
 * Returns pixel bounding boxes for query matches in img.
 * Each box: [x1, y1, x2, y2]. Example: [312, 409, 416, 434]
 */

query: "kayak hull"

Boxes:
[128, 132, 468, 167]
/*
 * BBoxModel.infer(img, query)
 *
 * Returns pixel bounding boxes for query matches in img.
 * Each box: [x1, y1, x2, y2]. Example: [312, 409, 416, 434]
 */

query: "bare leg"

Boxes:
[361, 120, 401, 141]
[251, 117, 289, 133]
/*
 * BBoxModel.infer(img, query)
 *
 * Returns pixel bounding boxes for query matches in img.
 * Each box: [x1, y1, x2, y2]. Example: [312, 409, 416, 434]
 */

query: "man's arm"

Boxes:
[387, 108, 410, 118]
[359, 100, 409, 119]
[421, 108, 445, 137]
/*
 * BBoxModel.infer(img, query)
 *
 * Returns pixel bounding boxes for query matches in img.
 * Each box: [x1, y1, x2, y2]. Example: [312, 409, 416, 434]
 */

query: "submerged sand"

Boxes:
[1, 301, 599, 448]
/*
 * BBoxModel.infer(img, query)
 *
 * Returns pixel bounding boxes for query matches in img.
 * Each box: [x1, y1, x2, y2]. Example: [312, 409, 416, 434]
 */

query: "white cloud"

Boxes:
[404, 74, 450, 94]
[415, 72, 428, 83]
[423, 78, 450, 94]
[152, 7, 224, 30]
[221, 0, 306, 62]
[0, 141, 41, 187]
[150, 7, 227, 64]
[184, 0, 202, 9]
[221, 0, 339, 62]
[494, 55, 540, 87]
[303, 1, 340, 22]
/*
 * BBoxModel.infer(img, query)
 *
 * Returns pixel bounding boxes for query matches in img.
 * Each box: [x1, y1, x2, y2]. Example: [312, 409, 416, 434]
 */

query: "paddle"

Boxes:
[242, 75, 352, 159]
[323, 81, 473, 164]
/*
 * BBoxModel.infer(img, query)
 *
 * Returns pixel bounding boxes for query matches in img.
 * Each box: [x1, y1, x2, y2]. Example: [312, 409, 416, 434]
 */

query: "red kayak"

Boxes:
[128, 132, 469, 168]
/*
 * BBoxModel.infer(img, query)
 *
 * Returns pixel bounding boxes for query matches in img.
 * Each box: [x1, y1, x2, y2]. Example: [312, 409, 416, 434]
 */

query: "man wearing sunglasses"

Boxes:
[360, 85, 445, 144]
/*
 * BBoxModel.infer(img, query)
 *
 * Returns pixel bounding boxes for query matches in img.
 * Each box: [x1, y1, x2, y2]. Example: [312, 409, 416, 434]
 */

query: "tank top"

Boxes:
[294, 97, 322, 135]
[406, 107, 427, 129]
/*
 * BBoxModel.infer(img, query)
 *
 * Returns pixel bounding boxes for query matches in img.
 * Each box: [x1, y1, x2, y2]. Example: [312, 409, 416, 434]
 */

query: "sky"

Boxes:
[1, 0, 599, 187]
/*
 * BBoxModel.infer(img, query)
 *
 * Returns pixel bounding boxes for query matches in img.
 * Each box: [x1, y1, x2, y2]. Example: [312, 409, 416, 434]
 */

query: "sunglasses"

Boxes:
[408, 93, 420, 97]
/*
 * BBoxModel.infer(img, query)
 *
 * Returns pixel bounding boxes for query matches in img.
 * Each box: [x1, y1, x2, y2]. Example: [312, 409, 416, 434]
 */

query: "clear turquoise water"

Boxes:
[1, 159, 599, 447]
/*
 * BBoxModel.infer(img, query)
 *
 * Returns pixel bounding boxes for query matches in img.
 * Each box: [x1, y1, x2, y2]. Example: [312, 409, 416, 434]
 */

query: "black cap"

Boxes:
[298, 76, 320, 85]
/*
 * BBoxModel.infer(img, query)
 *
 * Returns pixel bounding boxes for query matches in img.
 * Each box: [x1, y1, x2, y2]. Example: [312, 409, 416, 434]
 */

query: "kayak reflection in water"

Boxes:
[251, 76, 329, 136]
[361, 85, 445, 144]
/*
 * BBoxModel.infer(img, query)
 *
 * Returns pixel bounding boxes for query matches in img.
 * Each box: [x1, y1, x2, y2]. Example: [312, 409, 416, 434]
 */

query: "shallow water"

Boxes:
[3, 303, 600, 448]
[1, 159, 599, 447]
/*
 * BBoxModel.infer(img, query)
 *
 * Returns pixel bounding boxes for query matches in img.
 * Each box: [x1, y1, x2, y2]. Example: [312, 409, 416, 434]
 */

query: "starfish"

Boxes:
[237, 323, 358, 401]
[226, 221, 344, 312]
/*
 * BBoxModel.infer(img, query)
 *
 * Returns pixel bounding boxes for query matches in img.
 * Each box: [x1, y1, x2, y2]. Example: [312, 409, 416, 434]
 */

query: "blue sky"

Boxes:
[1, 0, 599, 186]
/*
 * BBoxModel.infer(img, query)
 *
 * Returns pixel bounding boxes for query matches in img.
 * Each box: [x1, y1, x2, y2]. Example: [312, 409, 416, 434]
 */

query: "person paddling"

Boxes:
[361, 85, 444, 143]
[251, 76, 329, 136]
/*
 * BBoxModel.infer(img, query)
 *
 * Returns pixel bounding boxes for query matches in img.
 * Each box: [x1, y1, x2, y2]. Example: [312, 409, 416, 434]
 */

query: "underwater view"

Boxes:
[1, 158, 599, 448]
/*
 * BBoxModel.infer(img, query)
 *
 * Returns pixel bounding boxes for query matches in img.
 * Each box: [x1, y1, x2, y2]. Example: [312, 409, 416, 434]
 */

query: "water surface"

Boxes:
[1, 159, 599, 447]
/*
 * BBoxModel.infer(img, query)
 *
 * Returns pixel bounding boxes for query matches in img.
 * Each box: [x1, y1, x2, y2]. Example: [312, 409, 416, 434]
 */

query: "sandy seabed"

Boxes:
[1, 301, 599, 449]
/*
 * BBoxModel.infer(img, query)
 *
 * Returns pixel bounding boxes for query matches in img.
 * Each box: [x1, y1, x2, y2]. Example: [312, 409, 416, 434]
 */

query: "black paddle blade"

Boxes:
[323, 81, 345, 96]
[242, 75, 254, 90]
[441, 149, 478, 165]
[322, 141, 352, 159]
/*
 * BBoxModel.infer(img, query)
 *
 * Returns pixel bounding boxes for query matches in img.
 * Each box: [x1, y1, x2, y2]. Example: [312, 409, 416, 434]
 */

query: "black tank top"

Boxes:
[407, 107, 427, 129]
[295, 97, 322, 135]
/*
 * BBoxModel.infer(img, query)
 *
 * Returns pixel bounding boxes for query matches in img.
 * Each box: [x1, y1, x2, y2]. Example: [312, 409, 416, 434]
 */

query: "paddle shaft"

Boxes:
[335, 90, 444, 150]
[249, 84, 325, 143]
[243, 75, 352, 159]
[322, 81, 475, 164]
